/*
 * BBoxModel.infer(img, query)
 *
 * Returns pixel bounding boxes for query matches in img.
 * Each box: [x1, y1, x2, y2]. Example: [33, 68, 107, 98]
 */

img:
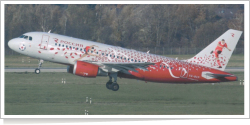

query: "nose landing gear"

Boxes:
[106, 73, 119, 91]
[35, 59, 43, 74]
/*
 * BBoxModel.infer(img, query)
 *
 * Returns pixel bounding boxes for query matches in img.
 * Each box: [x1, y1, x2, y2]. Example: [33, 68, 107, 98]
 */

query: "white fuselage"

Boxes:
[8, 32, 173, 66]
[8, 31, 239, 84]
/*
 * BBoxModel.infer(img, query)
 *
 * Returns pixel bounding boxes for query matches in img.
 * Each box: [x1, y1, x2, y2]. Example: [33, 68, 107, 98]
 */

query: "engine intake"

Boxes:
[67, 61, 107, 77]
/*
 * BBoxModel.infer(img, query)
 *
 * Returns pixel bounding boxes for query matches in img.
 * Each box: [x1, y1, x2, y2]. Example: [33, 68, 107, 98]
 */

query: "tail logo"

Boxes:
[187, 29, 242, 71]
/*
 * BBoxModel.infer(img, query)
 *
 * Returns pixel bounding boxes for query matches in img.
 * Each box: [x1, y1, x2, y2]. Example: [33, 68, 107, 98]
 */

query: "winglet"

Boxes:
[147, 50, 150, 54]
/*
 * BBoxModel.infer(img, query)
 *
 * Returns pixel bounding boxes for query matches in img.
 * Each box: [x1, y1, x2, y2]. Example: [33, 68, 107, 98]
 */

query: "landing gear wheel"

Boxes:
[35, 68, 40, 74]
[106, 81, 113, 90]
[106, 73, 119, 91]
[111, 83, 119, 91]
[35, 59, 43, 74]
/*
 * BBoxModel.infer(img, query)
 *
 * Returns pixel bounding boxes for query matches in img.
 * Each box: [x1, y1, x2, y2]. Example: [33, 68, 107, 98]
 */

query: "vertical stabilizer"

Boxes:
[187, 29, 242, 71]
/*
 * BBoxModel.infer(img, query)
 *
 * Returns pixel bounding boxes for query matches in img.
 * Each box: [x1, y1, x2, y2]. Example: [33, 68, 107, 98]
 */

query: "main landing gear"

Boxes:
[106, 73, 119, 91]
[35, 59, 43, 74]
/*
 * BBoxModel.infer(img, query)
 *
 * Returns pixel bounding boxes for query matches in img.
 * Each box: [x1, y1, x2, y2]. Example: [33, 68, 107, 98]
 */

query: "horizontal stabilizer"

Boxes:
[202, 71, 235, 79]
[206, 73, 233, 78]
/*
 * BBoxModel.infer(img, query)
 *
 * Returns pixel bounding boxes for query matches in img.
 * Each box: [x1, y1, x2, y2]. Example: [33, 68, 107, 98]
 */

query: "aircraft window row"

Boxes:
[53, 45, 145, 62]
[159, 65, 173, 69]
[19, 35, 32, 41]
[103, 53, 146, 62]
[55, 43, 90, 52]
[52, 43, 148, 62]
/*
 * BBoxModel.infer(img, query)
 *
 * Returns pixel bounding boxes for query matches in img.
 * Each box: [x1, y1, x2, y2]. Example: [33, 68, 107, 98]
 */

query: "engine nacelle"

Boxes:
[67, 61, 107, 77]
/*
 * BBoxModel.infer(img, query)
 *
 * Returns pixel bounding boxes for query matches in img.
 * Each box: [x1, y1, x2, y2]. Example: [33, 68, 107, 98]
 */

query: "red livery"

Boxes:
[8, 29, 243, 91]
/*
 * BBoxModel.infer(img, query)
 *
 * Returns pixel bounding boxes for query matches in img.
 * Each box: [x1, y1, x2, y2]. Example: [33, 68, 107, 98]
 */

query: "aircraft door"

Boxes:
[40, 35, 50, 50]
[180, 62, 189, 78]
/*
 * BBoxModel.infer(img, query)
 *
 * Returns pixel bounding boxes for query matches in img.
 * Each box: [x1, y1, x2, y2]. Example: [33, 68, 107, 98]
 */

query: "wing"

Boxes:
[83, 60, 156, 75]
[103, 62, 155, 74]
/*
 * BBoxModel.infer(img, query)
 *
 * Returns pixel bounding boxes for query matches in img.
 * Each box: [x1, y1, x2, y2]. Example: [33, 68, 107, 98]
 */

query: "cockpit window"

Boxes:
[19, 35, 25, 38]
[19, 35, 32, 41]
[24, 36, 28, 40]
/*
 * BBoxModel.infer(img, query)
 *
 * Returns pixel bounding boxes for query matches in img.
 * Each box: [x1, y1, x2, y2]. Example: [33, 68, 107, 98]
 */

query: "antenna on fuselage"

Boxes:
[147, 50, 150, 54]
[48, 30, 51, 33]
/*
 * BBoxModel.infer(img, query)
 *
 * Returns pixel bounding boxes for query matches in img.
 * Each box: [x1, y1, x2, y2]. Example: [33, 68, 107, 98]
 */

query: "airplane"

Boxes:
[7, 29, 242, 91]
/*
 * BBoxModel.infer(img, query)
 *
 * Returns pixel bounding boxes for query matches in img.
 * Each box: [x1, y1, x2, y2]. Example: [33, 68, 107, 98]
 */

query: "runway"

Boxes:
[4, 67, 244, 72]
[4, 68, 68, 72]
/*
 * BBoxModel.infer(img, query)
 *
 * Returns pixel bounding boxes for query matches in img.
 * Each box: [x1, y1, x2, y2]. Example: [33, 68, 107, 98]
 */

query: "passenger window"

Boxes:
[80, 48, 82, 51]
[106, 54, 108, 56]
[110, 55, 112, 57]
[124, 58, 126, 60]
[135, 60, 137, 62]
[55, 43, 57, 46]
[69, 46, 71, 49]
[96, 52, 98, 54]
[117, 56, 119, 58]
[62, 44, 64, 47]
[128, 58, 130, 61]
[102, 53, 104, 55]
[76, 47, 78, 50]
[131, 59, 134, 61]
[58, 44, 61, 47]
[73, 47, 75, 49]
[29, 37, 32, 41]
[66, 45, 68, 48]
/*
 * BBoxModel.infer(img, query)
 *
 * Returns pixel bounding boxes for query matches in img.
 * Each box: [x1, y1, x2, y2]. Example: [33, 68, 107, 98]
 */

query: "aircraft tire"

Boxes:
[106, 81, 113, 90]
[35, 68, 40, 74]
[111, 83, 119, 91]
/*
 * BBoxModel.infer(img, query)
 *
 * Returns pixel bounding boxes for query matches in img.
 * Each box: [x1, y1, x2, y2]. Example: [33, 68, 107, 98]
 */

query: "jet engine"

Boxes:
[67, 61, 107, 77]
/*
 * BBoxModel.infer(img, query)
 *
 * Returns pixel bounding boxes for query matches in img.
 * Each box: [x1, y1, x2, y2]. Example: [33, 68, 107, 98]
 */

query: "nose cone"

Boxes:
[8, 39, 15, 50]
[8, 38, 20, 51]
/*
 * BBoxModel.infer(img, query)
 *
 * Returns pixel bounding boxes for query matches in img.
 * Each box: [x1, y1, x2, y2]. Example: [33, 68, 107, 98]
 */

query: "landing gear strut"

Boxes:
[106, 73, 119, 91]
[35, 59, 43, 74]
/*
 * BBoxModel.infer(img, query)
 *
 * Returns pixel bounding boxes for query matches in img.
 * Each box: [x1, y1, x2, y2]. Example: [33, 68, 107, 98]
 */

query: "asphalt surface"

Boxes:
[4, 67, 244, 72]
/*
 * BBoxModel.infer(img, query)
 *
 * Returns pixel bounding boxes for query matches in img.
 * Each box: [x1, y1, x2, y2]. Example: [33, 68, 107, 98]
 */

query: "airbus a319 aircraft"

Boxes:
[8, 29, 242, 91]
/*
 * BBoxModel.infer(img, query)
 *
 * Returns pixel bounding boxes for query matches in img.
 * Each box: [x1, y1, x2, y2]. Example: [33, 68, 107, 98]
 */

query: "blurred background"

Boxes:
[5, 4, 244, 56]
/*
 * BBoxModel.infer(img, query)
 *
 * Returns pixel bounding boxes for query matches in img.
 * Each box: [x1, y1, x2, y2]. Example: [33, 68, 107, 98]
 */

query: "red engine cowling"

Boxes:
[67, 61, 107, 77]
[74, 61, 99, 77]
